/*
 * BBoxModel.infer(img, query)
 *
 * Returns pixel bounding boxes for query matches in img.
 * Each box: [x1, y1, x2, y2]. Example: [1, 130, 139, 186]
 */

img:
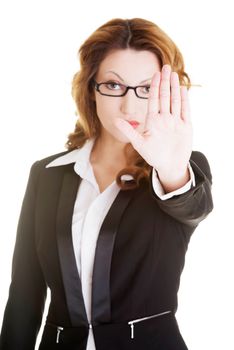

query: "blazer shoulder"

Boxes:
[37, 150, 71, 166]
[28, 150, 73, 184]
[30, 150, 71, 170]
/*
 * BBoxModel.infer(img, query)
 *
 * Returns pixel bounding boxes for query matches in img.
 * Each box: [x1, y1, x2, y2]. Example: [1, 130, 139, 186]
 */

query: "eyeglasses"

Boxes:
[93, 80, 150, 99]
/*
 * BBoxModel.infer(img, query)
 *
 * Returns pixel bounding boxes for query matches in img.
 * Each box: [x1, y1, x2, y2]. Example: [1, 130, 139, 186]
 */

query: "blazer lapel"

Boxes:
[91, 188, 137, 325]
[56, 166, 89, 326]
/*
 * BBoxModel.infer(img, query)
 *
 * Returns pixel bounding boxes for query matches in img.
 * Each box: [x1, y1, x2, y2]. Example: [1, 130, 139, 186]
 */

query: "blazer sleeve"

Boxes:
[0, 162, 47, 350]
[149, 151, 213, 228]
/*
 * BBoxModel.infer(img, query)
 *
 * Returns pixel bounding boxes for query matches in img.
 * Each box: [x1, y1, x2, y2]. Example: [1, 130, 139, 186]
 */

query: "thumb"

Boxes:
[114, 118, 144, 151]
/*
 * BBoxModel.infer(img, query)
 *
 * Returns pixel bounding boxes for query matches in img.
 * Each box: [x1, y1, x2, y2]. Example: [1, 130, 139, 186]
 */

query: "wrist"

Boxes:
[157, 166, 190, 193]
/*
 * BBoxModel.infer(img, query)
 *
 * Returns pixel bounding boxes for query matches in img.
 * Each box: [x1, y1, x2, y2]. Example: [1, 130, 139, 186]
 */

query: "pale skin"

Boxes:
[91, 49, 193, 193]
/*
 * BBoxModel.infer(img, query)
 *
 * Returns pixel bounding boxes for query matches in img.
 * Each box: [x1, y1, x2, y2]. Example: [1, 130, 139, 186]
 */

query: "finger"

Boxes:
[180, 86, 191, 122]
[170, 72, 181, 118]
[114, 118, 144, 152]
[145, 71, 160, 131]
[160, 65, 171, 114]
[147, 71, 160, 115]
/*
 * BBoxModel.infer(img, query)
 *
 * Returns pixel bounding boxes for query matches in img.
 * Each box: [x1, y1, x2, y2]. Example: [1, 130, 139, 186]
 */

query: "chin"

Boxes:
[113, 131, 130, 144]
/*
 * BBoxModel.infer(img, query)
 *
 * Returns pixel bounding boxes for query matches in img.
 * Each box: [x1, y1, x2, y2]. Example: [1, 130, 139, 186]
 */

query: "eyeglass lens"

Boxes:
[98, 82, 150, 98]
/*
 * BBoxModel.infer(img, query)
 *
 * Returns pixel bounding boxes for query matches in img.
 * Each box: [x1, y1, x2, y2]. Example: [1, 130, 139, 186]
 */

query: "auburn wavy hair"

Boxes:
[66, 18, 191, 190]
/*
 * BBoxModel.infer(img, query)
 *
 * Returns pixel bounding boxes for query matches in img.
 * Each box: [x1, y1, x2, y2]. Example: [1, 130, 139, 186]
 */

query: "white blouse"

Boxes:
[46, 138, 195, 349]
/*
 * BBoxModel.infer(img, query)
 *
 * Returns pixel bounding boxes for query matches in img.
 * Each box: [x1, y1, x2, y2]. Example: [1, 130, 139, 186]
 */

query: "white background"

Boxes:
[0, 1, 233, 349]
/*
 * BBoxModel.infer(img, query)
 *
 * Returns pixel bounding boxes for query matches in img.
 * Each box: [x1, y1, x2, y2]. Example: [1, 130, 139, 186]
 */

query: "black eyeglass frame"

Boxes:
[93, 80, 149, 99]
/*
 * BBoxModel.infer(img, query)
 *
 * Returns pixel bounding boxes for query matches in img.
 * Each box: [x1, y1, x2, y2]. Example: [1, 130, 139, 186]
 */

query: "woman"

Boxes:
[0, 18, 213, 350]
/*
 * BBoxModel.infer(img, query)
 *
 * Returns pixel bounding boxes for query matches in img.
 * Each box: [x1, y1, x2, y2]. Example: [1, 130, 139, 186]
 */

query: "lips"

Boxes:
[127, 120, 140, 128]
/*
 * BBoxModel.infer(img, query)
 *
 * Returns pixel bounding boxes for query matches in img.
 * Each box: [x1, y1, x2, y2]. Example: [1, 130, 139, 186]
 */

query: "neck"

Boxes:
[90, 134, 128, 169]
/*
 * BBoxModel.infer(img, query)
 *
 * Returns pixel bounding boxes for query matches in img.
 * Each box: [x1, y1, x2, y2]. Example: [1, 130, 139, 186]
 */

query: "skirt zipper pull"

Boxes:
[56, 326, 64, 343]
[130, 323, 134, 339]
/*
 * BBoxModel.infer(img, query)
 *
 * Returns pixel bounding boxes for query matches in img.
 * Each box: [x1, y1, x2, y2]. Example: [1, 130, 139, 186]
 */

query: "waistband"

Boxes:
[46, 310, 174, 344]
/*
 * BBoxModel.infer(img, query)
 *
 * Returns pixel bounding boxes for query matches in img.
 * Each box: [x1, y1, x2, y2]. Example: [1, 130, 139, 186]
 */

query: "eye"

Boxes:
[142, 85, 150, 94]
[104, 81, 122, 90]
[139, 85, 151, 94]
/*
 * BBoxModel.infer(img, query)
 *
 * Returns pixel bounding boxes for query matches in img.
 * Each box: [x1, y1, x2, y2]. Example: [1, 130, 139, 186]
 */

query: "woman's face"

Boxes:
[94, 48, 161, 144]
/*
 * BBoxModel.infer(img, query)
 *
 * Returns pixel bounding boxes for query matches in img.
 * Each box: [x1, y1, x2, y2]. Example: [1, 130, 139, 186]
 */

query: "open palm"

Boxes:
[115, 65, 193, 176]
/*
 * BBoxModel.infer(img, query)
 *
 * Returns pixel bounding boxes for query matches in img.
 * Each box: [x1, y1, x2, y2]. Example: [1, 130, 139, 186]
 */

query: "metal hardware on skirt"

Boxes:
[46, 323, 64, 344]
[56, 326, 64, 343]
[47, 322, 93, 344]
[127, 310, 172, 339]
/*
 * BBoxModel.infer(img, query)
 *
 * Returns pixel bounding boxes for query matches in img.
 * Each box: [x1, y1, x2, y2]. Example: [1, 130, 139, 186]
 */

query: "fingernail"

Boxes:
[163, 64, 171, 72]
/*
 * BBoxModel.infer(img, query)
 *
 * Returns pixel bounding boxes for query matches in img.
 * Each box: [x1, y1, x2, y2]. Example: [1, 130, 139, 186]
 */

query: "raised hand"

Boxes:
[114, 64, 193, 192]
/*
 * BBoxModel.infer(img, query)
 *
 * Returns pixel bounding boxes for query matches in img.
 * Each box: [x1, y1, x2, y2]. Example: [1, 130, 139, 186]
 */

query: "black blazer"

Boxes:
[0, 150, 213, 350]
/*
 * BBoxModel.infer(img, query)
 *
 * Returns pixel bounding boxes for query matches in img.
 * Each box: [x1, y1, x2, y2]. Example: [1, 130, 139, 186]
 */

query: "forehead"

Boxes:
[96, 48, 161, 84]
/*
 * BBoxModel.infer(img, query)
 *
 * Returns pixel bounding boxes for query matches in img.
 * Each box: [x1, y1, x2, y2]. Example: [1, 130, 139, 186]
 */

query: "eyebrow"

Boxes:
[105, 70, 152, 84]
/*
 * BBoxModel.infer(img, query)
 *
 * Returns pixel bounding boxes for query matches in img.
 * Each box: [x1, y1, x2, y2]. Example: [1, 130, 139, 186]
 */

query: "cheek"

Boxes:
[95, 98, 118, 124]
[95, 99, 130, 143]
[95, 95, 148, 142]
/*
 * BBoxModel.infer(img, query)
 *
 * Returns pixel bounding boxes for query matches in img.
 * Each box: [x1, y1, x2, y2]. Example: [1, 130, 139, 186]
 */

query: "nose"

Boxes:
[120, 89, 137, 115]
